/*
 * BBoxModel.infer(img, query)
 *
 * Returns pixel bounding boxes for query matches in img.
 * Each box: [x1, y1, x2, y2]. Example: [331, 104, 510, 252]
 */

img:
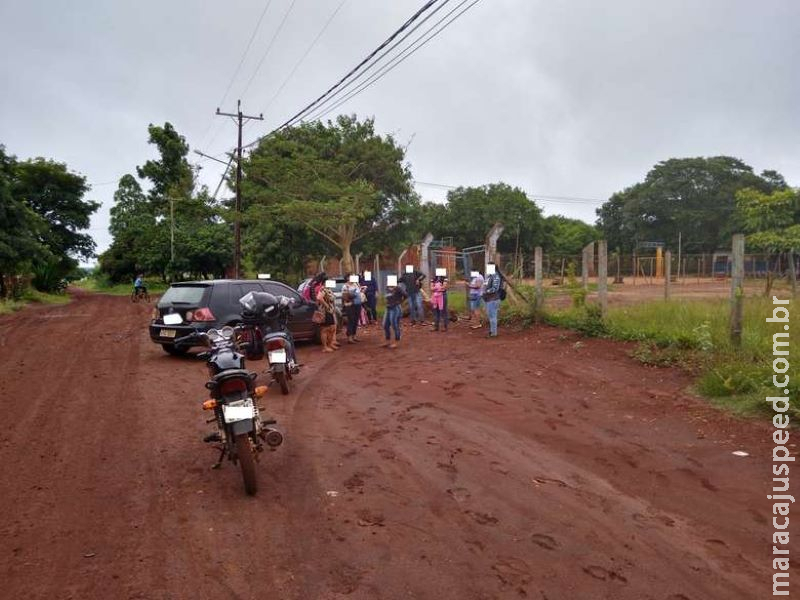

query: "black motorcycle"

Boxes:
[173, 326, 283, 495]
[239, 291, 301, 395]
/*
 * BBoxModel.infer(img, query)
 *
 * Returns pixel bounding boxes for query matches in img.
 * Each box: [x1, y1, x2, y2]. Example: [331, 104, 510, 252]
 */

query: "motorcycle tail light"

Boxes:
[254, 385, 268, 398]
[202, 399, 217, 410]
[190, 307, 215, 322]
[266, 338, 285, 351]
[186, 310, 194, 321]
[219, 379, 247, 395]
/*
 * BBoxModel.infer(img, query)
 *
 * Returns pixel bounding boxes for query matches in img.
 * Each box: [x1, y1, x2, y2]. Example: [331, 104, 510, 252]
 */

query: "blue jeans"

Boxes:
[384, 305, 401, 340]
[486, 299, 500, 335]
[408, 292, 424, 322]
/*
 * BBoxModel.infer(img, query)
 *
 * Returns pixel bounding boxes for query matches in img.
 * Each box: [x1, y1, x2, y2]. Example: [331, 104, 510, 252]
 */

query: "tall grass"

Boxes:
[546, 296, 798, 418]
[0, 289, 71, 315]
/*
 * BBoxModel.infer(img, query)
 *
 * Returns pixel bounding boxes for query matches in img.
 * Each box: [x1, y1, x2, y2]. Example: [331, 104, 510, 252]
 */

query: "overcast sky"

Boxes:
[2, 0, 798, 261]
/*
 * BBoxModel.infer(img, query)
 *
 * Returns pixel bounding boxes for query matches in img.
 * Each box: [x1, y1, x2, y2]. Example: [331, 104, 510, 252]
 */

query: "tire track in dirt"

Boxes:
[0, 300, 792, 599]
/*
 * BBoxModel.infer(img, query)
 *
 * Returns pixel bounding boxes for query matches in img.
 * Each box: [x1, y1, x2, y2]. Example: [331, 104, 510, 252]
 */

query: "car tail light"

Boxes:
[266, 338, 285, 351]
[220, 379, 247, 395]
[190, 307, 215, 322]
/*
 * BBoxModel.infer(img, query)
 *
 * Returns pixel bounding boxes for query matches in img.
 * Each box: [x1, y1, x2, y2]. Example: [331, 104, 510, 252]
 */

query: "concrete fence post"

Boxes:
[534, 246, 544, 313]
[597, 240, 608, 317]
[730, 234, 745, 346]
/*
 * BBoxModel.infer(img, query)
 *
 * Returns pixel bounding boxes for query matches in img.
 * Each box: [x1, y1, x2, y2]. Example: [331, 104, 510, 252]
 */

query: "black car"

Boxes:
[150, 279, 319, 355]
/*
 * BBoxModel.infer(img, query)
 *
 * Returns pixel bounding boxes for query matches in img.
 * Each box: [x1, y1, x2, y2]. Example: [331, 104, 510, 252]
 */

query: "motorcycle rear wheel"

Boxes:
[235, 434, 258, 496]
[275, 369, 290, 395]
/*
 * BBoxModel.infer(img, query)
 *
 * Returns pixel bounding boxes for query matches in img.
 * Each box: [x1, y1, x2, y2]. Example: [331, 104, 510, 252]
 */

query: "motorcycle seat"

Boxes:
[211, 369, 256, 383]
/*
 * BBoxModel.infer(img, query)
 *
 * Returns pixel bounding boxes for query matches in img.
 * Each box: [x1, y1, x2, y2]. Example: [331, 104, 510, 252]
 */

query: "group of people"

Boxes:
[304, 263, 503, 352]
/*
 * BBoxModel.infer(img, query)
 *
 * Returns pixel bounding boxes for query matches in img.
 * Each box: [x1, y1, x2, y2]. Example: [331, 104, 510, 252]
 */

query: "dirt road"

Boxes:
[0, 291, 790, 599]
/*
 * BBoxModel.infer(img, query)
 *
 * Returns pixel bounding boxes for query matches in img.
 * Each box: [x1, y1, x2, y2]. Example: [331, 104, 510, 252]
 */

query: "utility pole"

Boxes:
[216, 100, 263, 279]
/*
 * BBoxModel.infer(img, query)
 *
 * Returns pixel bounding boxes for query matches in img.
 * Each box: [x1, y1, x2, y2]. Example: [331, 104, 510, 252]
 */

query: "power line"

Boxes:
[238, 0, 299, 102]
[268, 0, 444, 135]
[218, 0, 276, 109]
[197, 0, 275, 151]
[306, 0, 480, 123]
[261, 0, 349, 114]
[299, 0, 456, 123]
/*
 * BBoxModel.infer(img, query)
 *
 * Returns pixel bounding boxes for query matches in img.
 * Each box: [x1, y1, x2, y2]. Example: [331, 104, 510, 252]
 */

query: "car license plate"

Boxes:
[269, 349, 287, 363]
[223, 404, 254, 423]
[161, 329, 176, 338]
[163, 313, 183, 325]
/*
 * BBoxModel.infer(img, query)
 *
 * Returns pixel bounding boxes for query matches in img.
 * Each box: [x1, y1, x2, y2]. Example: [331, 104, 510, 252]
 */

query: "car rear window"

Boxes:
[160, 285, 207, 305]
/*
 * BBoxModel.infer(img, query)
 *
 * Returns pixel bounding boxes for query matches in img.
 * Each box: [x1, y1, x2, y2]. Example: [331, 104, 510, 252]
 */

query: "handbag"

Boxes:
[312, 309, 325, 324]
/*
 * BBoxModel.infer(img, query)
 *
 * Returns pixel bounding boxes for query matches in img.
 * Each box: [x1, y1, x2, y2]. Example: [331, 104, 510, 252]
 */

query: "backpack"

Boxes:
[498, 275, 507, 301]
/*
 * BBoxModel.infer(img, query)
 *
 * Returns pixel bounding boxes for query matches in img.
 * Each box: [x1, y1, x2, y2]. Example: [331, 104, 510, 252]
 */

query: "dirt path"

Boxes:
[0, 292, 791, 599]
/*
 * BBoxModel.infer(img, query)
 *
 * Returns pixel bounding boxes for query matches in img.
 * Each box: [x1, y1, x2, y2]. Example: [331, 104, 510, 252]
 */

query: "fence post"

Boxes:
[581, 242, 594, 290]
[485, 223, 504, 266]
[534, 246, 544, 314]
[597, 241, 608, 317]
[730, 234, 745, 346]
[788, 249, 797, 298]
[420, 233, 434, 292]
[664, 250, 672, 300]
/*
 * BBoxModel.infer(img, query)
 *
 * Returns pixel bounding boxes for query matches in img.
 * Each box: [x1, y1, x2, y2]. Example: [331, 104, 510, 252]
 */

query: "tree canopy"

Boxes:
[100, 123, 230, 282]
[735, 187, 800, 253]
[240, 115, 417, 274]
[596, 156, 786, 252]
[544, 215, 601, 256]
[0, 145, 98, 295]
[419, 183, 548, 255]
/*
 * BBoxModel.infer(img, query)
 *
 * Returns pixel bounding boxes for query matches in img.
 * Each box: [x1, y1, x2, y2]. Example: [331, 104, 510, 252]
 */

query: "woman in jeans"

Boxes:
[316, 285, 338, 352]
[431, 275, 448, 332]
[341, 275, 363, 344]
[482, 264, 501, 338]
[382, 281, 407, 349]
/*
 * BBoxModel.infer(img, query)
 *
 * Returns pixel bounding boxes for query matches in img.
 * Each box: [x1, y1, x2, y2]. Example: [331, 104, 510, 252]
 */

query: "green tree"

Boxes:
[596, 157, 785, 252]
[735, 187, 800, 252]
[101, 124, 231, 282]
[435, 183, 547, 254]
[241, 115, 416, 274]
[12, 156, 99, 286]
[544, 215, 601, 256]
[136, 122, 194, 213]
[0, 146, 50, 296]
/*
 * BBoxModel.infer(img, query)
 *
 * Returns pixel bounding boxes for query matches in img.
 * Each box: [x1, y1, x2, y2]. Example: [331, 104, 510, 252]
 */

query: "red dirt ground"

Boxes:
[0, 290, 793, 599]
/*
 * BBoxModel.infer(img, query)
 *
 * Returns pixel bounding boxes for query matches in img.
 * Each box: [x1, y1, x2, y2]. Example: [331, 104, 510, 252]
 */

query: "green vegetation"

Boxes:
[0, 288, 70, 315]
[1, 144, 98, 298]
[242, 115, 418, 277]
[596, 156, 788, 252]
[99, 123, 229, 283]
[543, 296, 798, 418]
[74, 275, 168, 296]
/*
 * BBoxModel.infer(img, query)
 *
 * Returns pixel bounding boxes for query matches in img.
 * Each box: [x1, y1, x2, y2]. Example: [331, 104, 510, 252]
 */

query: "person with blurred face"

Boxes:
[482, 263, 501, 338]
[342, 274, 363, 343]
[431, 275, 448, 332]
[467, 270, 484, 328]
[400, 265, 425, 325]
[382, 277, 407, 349]
[316, 283, 337, 352]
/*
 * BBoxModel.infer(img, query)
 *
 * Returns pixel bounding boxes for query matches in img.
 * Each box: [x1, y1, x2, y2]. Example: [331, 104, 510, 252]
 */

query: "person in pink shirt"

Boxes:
[431, 275, 448, 332]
